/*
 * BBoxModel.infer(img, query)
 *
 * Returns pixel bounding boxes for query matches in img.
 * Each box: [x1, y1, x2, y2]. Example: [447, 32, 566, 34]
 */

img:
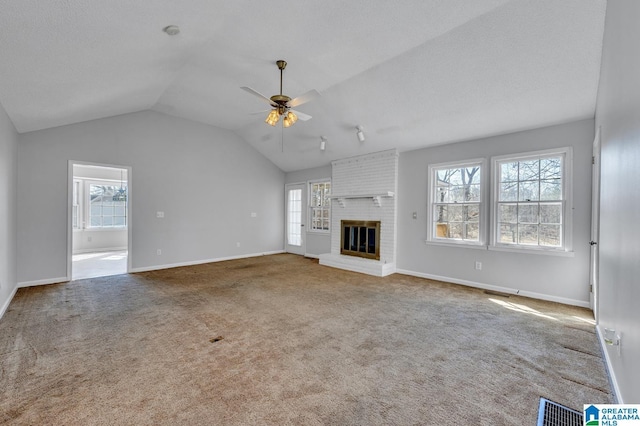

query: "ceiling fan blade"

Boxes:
[288, 89, 320, 108]
[240, 86, 275, 106]
[291, 109, 312, 121]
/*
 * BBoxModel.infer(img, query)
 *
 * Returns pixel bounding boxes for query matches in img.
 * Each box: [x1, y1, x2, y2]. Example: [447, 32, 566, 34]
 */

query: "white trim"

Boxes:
[18, 277, 69, 288]
[424, 240, 488, 250]
[596, 325, 623, 403]
[487, 245, 575, 257]
[129, 250, 285, 273]
[395, 268, 590, 308]
[304, 253, 321, 259]
[0, 285, 18, 320]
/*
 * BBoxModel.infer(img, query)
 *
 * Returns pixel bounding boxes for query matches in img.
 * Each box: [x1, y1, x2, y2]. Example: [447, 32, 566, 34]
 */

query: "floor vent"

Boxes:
[537, 398, 583, 426]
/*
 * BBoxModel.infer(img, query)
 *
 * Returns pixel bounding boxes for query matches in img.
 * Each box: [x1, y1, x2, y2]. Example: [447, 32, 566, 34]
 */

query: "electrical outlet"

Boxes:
[475, 261, 482, 270]
[156, 211, 164, 218]
[251, 212, 257, 218]
[157, 249, 162, 255]
[87, 236, 92, 242]
[236, 242, 240, 248]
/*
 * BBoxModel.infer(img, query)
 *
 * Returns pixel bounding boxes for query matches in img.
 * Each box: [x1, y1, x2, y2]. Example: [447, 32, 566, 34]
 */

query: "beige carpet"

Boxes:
[0, 254, 612, 425]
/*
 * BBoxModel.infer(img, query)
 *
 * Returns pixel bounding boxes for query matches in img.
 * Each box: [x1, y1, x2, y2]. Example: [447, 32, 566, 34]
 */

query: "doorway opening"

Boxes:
[69, 162, 131, 280]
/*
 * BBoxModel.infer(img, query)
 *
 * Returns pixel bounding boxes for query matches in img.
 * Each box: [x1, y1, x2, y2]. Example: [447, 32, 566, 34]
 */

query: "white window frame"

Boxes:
[426, 158, 486, 247]
[490, 147, 573, 255]
[72, 179, 82, 230]
[85, 179, 128, 230]
[308, 179, 331, 234]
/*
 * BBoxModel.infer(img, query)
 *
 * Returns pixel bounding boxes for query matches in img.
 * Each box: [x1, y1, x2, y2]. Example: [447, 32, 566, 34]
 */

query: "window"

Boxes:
[428, 160, 484, 245]
[492, 148, 571, 251]
[88, 183, 127, 228]
[309, 181, 331, 232]
[287, 188, 302, 246]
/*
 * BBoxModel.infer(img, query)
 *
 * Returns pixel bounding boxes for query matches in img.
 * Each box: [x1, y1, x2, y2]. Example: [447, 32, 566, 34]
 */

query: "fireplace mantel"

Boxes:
[330, 191, 394, 207]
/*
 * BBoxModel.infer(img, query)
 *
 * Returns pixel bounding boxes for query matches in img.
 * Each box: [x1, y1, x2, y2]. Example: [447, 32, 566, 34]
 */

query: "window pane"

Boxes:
[466, 204, 479, 221]
[518, 181, 539, 201]
[540, 225, 561, 247]
[103, 216, 113, 227]
[519, 159, 539, 181]
[518, 224, 538, 245]
[540, 204, 562, 224]
[465, 222, 479, 241]
[450, 185, 466, 203]
[449, 205, 463, 222]
[500, 182, 518, 201]
[448, 222, 463, 239]
[466, 184, 481, 202]
[499, 224, 517, 243]
[540, 157, 562, 179]
[540, 179, 562, 200]
[499, 204, 517, 223]
[434, 204, 448, 222]
[501, 162, 519, 182]
[91, 205, 101, 216]
[90, 216, 101, 227]
[114, 217, 126, 227]
[102, 206, 114, 216]
[518, 204, 539, 224]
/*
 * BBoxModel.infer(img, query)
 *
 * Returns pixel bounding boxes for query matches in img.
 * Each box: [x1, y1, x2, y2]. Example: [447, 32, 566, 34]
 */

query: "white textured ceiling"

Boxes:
[0, 0, 606, 172]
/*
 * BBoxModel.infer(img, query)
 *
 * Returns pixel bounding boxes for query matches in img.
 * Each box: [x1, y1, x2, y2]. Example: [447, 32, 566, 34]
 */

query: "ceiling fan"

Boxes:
[241, 60, 319, 128]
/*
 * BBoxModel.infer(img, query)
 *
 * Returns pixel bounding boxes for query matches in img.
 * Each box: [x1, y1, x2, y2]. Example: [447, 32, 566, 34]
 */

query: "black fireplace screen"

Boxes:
[340, 220, 380, 260]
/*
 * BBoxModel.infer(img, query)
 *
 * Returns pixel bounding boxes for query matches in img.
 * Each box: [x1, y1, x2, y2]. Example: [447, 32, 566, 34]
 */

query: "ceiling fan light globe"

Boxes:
[265, 109, 280, 126]
[286, 111, 298, 124]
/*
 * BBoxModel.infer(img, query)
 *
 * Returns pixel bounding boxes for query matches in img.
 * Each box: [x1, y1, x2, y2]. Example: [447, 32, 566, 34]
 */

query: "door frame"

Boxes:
[590, 127, 601, 321]
[67, 160, 133, 280]
[284, 182, 306, 255]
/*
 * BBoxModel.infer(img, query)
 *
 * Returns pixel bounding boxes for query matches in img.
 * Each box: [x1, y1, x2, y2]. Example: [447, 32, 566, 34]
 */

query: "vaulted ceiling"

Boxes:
[0, 0, 606, 172]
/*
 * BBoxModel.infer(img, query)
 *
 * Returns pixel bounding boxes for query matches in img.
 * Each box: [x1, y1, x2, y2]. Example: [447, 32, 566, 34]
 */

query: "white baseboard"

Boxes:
[0, 284, 19, 320]
[395, 269, 590, 308]
[596, 325, 623, 403]
[18, 276, 70, 288]
[129, 250, 286, 273]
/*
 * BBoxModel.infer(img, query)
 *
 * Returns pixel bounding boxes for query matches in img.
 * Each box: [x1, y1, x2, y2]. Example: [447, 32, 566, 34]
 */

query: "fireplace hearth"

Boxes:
[341, 220, 380, 260]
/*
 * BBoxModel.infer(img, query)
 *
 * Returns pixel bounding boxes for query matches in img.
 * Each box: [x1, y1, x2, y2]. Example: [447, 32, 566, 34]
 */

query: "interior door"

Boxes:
[285, 183, 306, 255]
[589, 128, 601, 319]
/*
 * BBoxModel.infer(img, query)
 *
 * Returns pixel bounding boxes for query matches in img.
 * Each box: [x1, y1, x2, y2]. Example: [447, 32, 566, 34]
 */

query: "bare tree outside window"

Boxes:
[497, 155, 563, 247]
[432, 163, 482, 242]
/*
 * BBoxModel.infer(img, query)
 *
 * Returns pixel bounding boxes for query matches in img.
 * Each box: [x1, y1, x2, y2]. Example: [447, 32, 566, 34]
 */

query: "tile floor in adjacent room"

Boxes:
[72, 250, 127, 280]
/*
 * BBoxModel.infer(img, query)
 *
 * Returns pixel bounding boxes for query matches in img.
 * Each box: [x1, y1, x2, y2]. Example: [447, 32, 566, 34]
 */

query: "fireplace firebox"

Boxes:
[341, 220, 380, 260]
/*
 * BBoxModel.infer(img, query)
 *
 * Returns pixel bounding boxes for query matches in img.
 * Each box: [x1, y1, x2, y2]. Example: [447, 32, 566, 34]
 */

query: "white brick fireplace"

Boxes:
[319, 149, 398, 276]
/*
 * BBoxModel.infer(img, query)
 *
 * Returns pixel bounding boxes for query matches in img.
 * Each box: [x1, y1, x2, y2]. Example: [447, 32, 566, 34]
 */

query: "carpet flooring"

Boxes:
[0, 254, 612, 425]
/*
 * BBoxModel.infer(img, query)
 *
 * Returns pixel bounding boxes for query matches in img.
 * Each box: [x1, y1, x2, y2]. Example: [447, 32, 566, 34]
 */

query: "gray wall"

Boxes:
[0, 101, 18, 318]
[594, 0, 640, 403]
[397, 119, 594, 306]
[17, 110, 285, 283]
[285, 165, 332, 256]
